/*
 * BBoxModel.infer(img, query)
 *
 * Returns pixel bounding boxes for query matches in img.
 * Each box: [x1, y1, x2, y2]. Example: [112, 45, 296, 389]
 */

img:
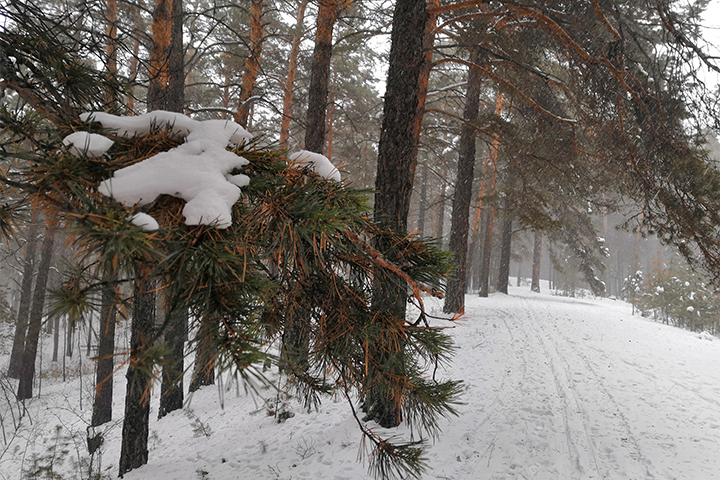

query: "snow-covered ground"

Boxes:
[2, 284, 720, 479]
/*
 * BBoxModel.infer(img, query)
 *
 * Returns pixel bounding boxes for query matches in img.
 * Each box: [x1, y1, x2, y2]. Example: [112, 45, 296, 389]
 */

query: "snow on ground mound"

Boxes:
[3, 285, 720, 479]
[80, 111, 252, 229]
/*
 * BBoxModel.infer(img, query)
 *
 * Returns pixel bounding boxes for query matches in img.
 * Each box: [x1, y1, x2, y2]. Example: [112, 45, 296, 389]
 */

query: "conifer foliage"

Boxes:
[0, 5, 462, 469]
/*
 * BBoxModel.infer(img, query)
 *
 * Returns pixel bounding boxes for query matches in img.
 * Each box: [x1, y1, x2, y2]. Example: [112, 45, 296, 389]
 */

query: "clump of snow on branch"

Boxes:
[130, 212, 159, 231]
[289, 150, 342, 182]
[77, 111, 253, 229]
[63, 131, 114, 158]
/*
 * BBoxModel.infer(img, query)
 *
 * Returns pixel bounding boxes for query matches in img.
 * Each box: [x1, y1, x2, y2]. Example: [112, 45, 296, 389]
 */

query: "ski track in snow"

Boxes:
[2, 286, 720, 479]
[433, 291, 720, 480]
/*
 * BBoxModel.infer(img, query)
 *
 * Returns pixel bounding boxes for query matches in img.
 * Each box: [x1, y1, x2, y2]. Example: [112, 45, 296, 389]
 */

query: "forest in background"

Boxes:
[3, 0, 720, 478]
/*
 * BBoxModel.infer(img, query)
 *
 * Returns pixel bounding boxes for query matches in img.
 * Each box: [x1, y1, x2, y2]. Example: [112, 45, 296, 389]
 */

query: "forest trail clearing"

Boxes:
[434, 290, 720, 480]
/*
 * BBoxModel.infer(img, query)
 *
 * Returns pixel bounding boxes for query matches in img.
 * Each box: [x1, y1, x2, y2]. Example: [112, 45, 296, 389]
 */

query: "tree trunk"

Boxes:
[477, 91, 502, 297]
[477, 205, 495, 297]
[118, 273, 155, 477]
[279, 0, 308, 150]
[304, 0, 340, 153]
[127, 5, 141, 112]
[91, 281, 117, 428]
[147, 0, 184, 112]
[516, 260, 522, 286]
[8, 220, 39, 378]
[51, 314, 60, 362]
[366, 0, 436, 429]
[416, 162, 429, 236]
[234, 0, 264, 127]
[444, 49, 482, 314]
[159, 303, 187, 418]
[468, 148, 495, 292]
[17, 223, 56, 400]
[189, 315, 215, 392]
[105, 0, 118, 107]
[433, 158, 447, 243]
[531, 231, 542, 293]
[326, 68, 337, 160]
[66, 319, 74, 357]
[496, 201, 513, 295]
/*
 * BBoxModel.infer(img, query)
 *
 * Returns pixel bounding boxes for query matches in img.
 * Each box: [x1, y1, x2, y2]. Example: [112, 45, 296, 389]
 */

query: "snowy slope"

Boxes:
[2, 285, 720, 480]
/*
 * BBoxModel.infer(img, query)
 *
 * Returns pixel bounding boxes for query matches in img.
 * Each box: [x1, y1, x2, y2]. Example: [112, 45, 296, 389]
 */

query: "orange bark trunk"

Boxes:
[280, 0, 308, 150]
[234, 0, 264, 127]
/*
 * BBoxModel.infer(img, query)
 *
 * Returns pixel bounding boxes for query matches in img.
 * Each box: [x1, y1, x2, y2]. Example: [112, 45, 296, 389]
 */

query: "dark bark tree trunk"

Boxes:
[8, 220, 39, 378]
[118, 273, 155, 477]
[444, 49, 482, 314]
[531, 230, 542, 293]
[279, 0, 308, 150]
[51, 314, 60, 362]
[91, 281, 117, 428]
[477, 199, 495, 297]
[366, 0, 436, 429]
[147, 0, 184, 112]
[496, 201, 513, 295]
[17, 223, 56, 400]
[159, 303, 187, 418]
[304, 0, 340, 153]
[234, 0, 264, 127]
[189, 315, 215, 392]
[66, 320, 74, 357]
[374, 0, 434, 230]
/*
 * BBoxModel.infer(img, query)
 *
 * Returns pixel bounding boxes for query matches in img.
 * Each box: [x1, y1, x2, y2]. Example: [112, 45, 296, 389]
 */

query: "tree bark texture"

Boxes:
[531, 231, 542, 293]
[91, 281, 117, 427]
[159, 304, 187, 418]
[444, 50, 482, 314]
[279, 0, 308, 150]
[304, 0, 339, 153]
[374, 0, 433, 231]
[234, 0, 264, 127]
[8, 220, 39, 378]
[147, 0, 184, 112]
[118, 274, 155, 477]
[366, 0, 436, 430]
[17, 223, 55, 400]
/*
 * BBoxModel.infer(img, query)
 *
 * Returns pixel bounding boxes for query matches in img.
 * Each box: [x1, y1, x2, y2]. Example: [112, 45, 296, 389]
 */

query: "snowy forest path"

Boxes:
[428, 289, 720, 480]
